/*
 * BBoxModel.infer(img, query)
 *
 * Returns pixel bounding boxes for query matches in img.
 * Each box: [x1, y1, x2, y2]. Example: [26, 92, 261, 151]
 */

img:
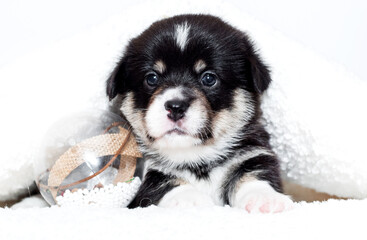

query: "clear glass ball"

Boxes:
[36, 110, 142, 207]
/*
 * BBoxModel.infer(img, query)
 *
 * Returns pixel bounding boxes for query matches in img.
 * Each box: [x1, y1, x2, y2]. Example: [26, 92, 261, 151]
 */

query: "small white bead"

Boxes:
[55, 177, 142, 207]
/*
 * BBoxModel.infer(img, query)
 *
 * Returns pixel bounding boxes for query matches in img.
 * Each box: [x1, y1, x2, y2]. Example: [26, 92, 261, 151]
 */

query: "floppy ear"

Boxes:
[247, 53, 272, 93]
[243, 51, 272, 94]
[106, 58, 127, 101]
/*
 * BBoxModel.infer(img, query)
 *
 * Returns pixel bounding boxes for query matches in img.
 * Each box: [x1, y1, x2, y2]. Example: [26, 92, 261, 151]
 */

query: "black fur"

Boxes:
[221, 154, 282, 205]
[128, 170, 178, 208]
[107, 14, 283, 208]
[106, 15, 271, 109]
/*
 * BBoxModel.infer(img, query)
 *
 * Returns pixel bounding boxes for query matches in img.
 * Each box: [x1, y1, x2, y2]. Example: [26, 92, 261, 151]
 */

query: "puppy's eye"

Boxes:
[145, 73, 159, 87]
[201, 72, 217, 87]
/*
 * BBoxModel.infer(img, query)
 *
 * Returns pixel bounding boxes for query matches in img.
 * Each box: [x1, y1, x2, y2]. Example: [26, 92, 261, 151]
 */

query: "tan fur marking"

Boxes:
[194, 59, 207, 73]
[193, 88, 211, 113]
[175, 179, 188, 185]
[211, 88, 254, 139]
[191, 88, 213, 141]
[148, 88, 163, 106]
[211, 109, 232, 138]
[153, 60, 166, 74]
[121, 92, 149, 143]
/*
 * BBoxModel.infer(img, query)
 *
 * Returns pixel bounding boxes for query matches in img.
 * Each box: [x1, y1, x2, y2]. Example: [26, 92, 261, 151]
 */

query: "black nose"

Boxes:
[164, 100, 189, 121]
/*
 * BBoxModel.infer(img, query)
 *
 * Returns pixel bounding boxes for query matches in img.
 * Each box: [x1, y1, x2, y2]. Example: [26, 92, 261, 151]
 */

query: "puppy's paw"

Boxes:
[233, 181, 294, 213]
[237, 189, 293, 213]
[159, 185, 215, 208]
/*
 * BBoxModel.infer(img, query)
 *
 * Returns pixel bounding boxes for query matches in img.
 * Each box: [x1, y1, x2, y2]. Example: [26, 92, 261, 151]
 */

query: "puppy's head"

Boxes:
[107, 15, 271, 161]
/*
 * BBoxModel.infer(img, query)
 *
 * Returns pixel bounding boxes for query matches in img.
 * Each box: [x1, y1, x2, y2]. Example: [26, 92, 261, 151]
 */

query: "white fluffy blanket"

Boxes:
[1, 199, 365, 240]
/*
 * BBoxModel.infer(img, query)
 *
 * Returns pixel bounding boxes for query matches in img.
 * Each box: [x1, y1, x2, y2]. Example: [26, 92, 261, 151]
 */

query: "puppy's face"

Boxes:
[107, 15, 271, 162]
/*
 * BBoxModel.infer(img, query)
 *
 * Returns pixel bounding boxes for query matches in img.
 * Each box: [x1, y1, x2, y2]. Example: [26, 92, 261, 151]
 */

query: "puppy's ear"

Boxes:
[106, 58, 127, 101]
[247, 53, 271, 93]
[242, 35, 272, 93]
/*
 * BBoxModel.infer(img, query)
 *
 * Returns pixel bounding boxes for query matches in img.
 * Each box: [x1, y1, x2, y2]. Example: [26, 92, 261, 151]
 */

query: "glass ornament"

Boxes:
[36, 110, 142, 207]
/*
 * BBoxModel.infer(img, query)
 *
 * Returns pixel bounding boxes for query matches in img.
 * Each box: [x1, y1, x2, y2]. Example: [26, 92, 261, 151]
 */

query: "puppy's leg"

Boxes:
[223, 154, 293, 213]
[158, 184, 215, 208]
[127, 170, 178, 208]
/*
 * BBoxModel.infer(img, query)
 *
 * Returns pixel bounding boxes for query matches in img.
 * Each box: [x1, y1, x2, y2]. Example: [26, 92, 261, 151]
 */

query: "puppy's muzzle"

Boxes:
[164, 99, 189, 122]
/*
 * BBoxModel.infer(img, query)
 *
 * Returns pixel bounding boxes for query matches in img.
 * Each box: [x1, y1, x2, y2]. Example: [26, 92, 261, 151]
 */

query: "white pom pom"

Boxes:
[56, 177, 141, 207]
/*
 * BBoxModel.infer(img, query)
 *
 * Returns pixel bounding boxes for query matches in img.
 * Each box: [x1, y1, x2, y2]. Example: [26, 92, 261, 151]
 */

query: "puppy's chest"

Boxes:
[172, 166, 228, 205]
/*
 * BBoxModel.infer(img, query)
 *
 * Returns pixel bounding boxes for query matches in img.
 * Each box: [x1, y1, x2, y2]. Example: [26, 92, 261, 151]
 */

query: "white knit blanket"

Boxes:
[1, 199, 365, 240]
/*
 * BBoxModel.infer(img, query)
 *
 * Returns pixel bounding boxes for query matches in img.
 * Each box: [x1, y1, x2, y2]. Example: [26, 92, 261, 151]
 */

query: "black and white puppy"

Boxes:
[107, 14, 293, 213]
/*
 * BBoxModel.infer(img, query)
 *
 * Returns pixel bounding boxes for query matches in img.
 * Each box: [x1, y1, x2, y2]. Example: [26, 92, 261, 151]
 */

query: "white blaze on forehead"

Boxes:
[175, 22, 190, 51]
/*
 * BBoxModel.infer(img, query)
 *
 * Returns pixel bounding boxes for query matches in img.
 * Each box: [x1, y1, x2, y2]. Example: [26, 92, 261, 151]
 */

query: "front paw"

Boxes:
[158, 185, 215, 208]
[233, 181, 294, 213]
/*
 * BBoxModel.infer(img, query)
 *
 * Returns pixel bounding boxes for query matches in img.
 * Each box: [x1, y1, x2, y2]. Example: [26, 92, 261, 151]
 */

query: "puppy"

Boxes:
[107, 14, 293, 213]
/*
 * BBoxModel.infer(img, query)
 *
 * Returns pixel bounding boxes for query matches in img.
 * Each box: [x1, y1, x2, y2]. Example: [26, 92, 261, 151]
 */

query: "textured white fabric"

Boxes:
[1, 200, 366, 240]
[258, 27, 367, 199]
[0, 0, 366, 201]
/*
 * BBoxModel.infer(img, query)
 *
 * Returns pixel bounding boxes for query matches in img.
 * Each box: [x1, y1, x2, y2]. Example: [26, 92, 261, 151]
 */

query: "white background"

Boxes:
[0, 0, 366, 80]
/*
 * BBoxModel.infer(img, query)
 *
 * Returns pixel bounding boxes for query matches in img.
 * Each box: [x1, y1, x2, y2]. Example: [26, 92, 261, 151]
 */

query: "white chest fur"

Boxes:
[147, 148, 273, 206]
[174, 167, 228, 205]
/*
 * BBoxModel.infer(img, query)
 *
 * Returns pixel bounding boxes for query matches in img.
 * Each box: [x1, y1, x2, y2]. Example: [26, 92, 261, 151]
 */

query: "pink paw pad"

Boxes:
[241, 195, 293, 213]
[245, 200, 255, 212]
[259, 202, 271, 213]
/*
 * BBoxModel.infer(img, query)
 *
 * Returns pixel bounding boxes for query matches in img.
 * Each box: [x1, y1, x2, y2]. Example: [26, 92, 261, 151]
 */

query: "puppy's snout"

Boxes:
[164, 100, 189, 122]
